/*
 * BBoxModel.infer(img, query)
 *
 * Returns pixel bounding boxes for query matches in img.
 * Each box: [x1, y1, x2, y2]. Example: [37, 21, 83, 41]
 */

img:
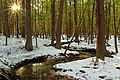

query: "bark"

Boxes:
[16, 13, 19, 38]
[95, 0, 107, 63]
[3, 0, 10, 37]
[65, 0, 69, 40]
[113, 0, 118, 53]
[81, 0, 86, 40]
[91, 0, 95, 43]
[21, 0, 25, 37]
[25, 0, 33, 51]
[74, 0, 79, 43]
[68, 0, 72, 38]
[3, 0, 10, 45]
[106, 0, 111, 40]
[56, 0, 64, 49]
[34, 0, 38, 47]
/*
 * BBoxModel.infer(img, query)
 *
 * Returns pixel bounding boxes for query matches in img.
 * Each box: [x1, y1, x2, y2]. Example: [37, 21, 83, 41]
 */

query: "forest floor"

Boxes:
[0, 35, 120, 80]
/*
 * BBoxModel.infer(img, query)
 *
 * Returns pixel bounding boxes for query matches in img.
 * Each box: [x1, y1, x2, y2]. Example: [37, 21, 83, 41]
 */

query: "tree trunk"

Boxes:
[91, 0, 95, 44]
[34, 0, 38, 47]
[56, 0, 64, 49]
[25, 0, 33, 51]
[16, 13, 19, 38]
[0, 0, 2, 34]
[3, 0, 10, 45]
[95, 0, 107, 63]
[3, 0, 10, 37]
[21, 0, 25, 37]
[87, 0, 91, 44]
[81, 0, 86, 40]
[106, 0, 111, 40]
[113, 0, 118, 53]
[74, 0, 79, 43]
[68, 0, 72, 38]
[65, 0, 69, 40]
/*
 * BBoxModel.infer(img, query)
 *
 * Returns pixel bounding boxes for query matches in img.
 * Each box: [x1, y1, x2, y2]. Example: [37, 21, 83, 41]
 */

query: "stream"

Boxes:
[15, 49, 96, 80]
[16, 63, 50, 80]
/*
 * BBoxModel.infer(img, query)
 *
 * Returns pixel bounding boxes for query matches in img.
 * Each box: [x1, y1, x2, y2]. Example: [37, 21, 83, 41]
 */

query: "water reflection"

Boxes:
[15, 52, 92, 80]
[16, 63, 43, 80]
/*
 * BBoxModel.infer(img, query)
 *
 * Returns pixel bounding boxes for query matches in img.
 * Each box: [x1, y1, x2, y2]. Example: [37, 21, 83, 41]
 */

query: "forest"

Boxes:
[0, 0, 120, 80]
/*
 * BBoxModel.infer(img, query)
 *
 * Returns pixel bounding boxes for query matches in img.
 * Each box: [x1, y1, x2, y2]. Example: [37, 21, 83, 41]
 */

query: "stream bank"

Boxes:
[15, 49, 96, 80]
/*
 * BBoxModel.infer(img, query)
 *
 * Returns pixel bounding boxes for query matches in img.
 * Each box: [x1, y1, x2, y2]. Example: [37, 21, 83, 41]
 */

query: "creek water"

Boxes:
[16, 63, 53, 80]
[15, 50, 95, 80]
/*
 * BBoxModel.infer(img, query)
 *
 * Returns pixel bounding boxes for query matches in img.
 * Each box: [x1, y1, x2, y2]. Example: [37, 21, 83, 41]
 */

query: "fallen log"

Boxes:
[44, 41, 74, 47]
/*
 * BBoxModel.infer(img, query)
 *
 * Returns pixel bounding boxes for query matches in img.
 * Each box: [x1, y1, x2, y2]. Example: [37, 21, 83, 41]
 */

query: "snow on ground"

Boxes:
[63, 36, 120, 52]
[54, 36, 120, 80]
[54, 57, 120, 80]
[1, 35, 120, 80]
[0, 36, 78, 69]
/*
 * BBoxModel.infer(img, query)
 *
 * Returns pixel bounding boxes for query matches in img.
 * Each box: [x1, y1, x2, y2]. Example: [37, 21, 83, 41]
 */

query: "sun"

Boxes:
[10, 3, 21, 13]
[11, 4, 20, 11]
[4, 1, 22, 19]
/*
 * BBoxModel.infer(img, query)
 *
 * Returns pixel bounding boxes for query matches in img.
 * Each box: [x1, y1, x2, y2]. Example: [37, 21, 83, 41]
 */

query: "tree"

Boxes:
[21, 0, 25, 37]
[87, 0, 91, 44]
[51, 0, 55, 45]
[16, 0, 19, 38]
[113, 0, 118, 53]
[95, 0, 107, 64]
[25, 0, 33, 51]
[81, 0, 86, 40]
[0, 0, 3, 35]
[68, 0, 72, 38]
[91, 0, 95, 43]
[106, 0, 111, 40]
[34, 0, 38, 47]
[65, 0, 69, 40]
[3, 0, 10, 45]
[56, 0, 64, 49]
[74, 0, 79, 43]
